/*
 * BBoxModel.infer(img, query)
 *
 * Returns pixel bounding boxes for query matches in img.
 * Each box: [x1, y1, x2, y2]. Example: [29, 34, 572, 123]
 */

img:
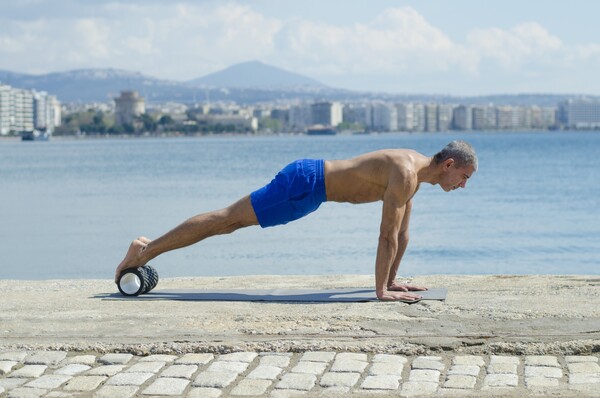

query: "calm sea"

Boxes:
[0, 131, 598, 280]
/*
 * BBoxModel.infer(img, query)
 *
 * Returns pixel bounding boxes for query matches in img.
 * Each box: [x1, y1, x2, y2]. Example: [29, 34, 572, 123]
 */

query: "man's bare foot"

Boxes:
[387, 282, 428, 292]
[114, 237, 151, 283]
[377, 290, 423, 301]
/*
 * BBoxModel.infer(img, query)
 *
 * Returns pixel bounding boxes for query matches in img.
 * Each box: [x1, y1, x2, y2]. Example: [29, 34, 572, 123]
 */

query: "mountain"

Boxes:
[188, 61, 326, 89]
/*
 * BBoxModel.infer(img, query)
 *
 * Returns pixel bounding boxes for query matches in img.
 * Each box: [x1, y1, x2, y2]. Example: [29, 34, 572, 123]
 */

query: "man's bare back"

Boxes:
[115, 142, 477, 302]
[325, 149, 429, 204]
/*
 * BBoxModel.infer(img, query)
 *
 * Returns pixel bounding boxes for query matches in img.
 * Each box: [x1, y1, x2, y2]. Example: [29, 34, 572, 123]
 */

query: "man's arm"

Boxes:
[375, 172, 422, 301]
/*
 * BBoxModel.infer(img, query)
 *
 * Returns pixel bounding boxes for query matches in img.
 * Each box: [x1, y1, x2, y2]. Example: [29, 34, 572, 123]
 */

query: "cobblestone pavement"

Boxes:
[0, 350, 598, 397]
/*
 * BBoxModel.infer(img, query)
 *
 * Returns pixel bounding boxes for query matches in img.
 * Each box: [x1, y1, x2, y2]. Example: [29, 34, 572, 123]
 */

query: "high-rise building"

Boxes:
[437, 104, 454, 131]
[396, 103, 414, 131]
[114, 91, 145, 126]
[412, 103, 426, 132]
[289, 104, 312, 131]
[311, 101, 342, 127]
[558, 99, 600, 128]
[425, 104, 437, 132]
[371, 102, 398, 131]
[0, 84, 10, 135]
[453, 105, 472, 130]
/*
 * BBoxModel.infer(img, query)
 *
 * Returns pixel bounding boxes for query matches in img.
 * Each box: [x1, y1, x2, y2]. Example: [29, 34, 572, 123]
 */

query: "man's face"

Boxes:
[440, 160, 475, 192]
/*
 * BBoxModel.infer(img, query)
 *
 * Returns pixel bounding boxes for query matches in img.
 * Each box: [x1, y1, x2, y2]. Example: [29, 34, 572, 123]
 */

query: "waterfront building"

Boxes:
[396, 103, 414, 131]
[558, 98, 600, 128]
[288, 104, 312, 131]
[371, 102, 398, 132]
[311, 101, 343, 127]
[453, 105, 472, 130]
[496, 106, 513, 129]
[425, 104, 437, 132]
[342, 104, 368, 128]
[0, 84, 9, 135]
[472, 105, 497, 130]
[412, 103, 426, 132]
[114, 91, 145, 126]
[437, 104, 454, 131]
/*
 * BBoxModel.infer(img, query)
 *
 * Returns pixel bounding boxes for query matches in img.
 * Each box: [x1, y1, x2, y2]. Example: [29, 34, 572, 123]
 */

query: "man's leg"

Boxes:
[115, 195, 258, 281]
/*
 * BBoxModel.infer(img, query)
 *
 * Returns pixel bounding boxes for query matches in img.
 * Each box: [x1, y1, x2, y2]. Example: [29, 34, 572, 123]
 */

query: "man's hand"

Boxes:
[377, 290, 423, 302]
[387, 281, 428, 292]
[114, 237, 151, 283]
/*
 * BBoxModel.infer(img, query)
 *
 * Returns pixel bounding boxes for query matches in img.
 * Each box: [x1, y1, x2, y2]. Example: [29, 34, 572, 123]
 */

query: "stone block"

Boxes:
[489, 356, 519, 365]
[487, 363, 517, 374]
[176, 353, 214, 365]
[0, 352, 27, 362]
[207, 361, 248, 374]
[142, 377, 190, 396]
[193, 371, 238, 388]
[6, 387, 47, 398]
[483, 373, 518, 387]
[291, 361, 327, 375]
[0, 378, 27, 391]
[525, 377, 560, 388]
[373, 354, 407, 364]
[24, 374, 71, 389]
[24, 351, 67, 366]
[0, 361, 18, 375]
[335, 352, 368, 362]
[246, 365, 282, 380]
[187, 387, 222, 397]
[319, 372, 360, 388]
[54, 364, 91, 376]
[139, 354, 178, 363]
[85, 365, 124, 376]
[300, 352, 335, 362]
[565, 356, 599, 363]
[412, 358, 444, 371]
[219, 352, 257, 363]
[447, 365, 480, 377]
[569, 373, 600, 384]
[160, 364, 198, 379]
[525, 355, 560, 367]
[60, 355, 97, 366]
[275, 373, 316, 390]
[98, 353, 133, 365]
[524, 366, 562, 378]
[360, 375, 400, 390]
[408, 369, 440, 383]
[124, 361, 165, 373]
[230, 379, 272, 396]
[329, 359, 367, 373]
[63, 376, 107, 391]
[8, 365, 47, 378]
[452, 355, 485, 367]
[93, 385, 139, 398]
[369, 361, 404, 376]
[106, 372, 154, 386]
[567, 361, 600, 373]
[259, 355, 291, 367]
[401, 381, 438, 396]
[443, 375, 476, 389]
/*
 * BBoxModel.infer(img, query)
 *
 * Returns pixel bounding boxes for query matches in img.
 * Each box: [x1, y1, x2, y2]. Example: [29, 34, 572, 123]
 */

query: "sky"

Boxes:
[1, 0, 599, 95]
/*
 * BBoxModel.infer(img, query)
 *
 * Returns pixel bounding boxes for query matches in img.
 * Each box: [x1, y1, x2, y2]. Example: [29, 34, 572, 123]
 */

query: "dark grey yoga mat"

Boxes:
[104, 288, 447, 303]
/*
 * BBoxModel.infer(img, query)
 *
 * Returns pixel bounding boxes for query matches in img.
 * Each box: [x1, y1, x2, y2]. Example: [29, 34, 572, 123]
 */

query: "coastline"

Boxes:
[1, 274, 598, 356]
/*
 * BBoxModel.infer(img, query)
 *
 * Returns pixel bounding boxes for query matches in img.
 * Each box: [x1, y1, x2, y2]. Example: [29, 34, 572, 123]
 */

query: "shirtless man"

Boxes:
[115, 140, 477, 301]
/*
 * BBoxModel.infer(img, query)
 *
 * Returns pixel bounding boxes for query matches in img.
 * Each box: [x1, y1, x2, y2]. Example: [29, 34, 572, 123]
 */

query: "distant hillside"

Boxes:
[188, 61, 325, 89]
[0, 66, 592, 106]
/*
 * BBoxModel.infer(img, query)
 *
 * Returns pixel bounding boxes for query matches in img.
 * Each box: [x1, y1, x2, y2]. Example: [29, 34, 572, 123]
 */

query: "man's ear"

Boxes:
[443, 158, 454, 170]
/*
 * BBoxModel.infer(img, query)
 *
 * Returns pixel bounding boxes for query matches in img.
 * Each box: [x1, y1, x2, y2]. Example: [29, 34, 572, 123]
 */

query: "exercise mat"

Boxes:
[104, 287, 447, 303]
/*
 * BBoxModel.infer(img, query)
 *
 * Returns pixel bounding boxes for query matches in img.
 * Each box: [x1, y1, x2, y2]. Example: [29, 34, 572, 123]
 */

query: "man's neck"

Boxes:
[416, 156, 441, 185]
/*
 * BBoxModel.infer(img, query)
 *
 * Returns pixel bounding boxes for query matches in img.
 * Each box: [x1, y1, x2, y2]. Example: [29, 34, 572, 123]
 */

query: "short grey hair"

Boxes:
[433, 141, 478, 171]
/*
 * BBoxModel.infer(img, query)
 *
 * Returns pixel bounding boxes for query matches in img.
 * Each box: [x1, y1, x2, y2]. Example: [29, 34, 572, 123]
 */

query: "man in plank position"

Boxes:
[115, 140, 477, 301]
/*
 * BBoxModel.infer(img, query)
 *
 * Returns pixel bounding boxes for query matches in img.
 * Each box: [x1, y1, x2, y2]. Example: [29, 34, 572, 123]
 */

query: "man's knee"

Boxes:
[224, 196, 259, 229]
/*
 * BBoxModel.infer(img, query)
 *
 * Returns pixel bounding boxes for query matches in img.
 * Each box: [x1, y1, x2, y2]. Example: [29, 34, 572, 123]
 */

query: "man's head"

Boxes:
[433, 141, 478, 192]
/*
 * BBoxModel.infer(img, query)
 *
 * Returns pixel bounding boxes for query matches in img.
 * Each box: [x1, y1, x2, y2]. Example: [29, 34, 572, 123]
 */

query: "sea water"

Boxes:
[0, 131, 598, 280]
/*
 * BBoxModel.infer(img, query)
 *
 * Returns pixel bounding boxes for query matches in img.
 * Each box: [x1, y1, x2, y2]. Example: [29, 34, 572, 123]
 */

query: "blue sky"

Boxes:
[1, 0, 599, 95]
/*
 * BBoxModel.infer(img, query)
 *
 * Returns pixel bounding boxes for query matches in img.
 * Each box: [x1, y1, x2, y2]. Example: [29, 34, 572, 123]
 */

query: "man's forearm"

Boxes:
[387, 234, 408, 286]
[375, 236, 398, 297]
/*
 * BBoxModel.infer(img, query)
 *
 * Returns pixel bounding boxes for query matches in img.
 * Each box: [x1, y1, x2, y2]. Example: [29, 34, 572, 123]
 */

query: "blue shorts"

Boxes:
[250, 159, 327, 228]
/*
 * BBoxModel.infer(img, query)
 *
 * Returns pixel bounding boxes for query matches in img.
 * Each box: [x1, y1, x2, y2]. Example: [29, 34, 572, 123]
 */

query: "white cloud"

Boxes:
[0, 1, 598, 94]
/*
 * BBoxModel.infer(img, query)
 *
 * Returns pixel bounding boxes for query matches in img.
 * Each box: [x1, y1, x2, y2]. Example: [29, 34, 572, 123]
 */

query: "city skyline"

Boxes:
[1, 1, 599, 95]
